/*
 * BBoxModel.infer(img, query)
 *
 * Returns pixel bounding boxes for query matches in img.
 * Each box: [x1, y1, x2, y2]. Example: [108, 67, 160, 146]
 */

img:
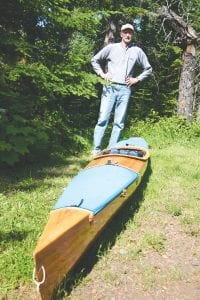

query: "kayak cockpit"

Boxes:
[94, 137, 150, 160]
[101, 147, 146, 157]
[96, 145, 150, 161]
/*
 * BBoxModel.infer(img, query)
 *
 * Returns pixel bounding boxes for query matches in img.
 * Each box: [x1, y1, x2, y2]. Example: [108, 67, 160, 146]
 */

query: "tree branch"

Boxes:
[157, 6, 198, 50]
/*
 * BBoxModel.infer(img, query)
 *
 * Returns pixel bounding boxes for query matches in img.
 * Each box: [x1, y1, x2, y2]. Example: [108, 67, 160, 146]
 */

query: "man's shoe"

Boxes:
[91, 149, 101, 158]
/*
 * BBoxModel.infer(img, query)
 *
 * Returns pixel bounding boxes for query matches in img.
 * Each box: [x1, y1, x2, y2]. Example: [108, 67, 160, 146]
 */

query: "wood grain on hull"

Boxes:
[86, 155, 147, 174]
[34, 209, 91, 299]
[34, 156, 148, 299]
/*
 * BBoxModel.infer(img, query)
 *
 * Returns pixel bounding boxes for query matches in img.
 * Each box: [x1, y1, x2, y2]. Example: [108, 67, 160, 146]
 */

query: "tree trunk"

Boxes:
[178, 45, 196, 122]
[102, 21, 116, 73]
[103, 21, 116, 46]
[158, 6, 198, 122]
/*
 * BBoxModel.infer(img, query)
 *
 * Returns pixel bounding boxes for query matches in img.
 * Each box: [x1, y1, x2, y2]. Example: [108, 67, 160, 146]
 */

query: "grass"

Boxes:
[0, 116, 200, 298]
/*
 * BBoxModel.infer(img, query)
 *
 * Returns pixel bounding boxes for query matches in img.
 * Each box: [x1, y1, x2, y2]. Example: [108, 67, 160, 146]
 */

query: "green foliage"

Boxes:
[0, 0, 199, 165]
[0, 113, 48, 165]
[126, 115, 200, 148]
[0, 0, 101, 165]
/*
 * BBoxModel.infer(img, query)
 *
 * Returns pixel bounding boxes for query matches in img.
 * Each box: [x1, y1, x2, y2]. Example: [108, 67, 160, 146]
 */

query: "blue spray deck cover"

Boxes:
[54, 165, 138, 215]
[115, 137, 149, 149]
[54, 137, 148, 215]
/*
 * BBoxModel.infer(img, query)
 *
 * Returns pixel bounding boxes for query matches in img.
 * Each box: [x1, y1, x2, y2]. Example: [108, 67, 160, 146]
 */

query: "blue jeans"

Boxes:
[93, 84, 131, 150]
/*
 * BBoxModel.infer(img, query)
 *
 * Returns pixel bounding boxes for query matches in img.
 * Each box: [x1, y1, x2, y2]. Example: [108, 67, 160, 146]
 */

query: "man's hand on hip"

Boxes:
[126, 77, 140, 86]
[100, 72, 112, 81]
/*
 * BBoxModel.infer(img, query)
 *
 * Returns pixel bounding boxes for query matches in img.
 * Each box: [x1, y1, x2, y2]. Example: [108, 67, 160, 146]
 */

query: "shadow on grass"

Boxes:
[0, 230, 29, 242]
[53, 160, 152, 299]
[0, 153, 90, 194]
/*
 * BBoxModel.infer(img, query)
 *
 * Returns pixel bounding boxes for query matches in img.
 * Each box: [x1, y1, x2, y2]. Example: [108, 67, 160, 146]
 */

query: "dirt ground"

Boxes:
[64, 216, 200, 300]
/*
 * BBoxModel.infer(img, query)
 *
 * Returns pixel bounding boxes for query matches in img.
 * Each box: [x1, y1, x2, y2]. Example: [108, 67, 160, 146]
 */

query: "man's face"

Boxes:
[120, 29, 134, 45]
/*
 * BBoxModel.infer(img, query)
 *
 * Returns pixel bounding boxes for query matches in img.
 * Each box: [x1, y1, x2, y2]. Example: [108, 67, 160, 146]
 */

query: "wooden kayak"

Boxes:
[33, 137, 150, 299]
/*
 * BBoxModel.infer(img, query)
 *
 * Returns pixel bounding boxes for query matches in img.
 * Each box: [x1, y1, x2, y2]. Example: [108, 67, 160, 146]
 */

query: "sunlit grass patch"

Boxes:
[137, 264, 184, 291]
[166, 204, 182, 216]
[142, 233, 166, 253]
[125, 232, 166, 260]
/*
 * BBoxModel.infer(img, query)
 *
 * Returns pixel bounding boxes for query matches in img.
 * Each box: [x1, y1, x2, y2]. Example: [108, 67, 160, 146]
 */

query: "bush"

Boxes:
[125, 115, 200, 148]
[0, 113, 48, 165]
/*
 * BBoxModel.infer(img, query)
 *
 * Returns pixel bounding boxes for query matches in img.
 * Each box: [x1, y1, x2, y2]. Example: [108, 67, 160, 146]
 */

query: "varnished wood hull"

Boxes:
[33, 141, 149, 299]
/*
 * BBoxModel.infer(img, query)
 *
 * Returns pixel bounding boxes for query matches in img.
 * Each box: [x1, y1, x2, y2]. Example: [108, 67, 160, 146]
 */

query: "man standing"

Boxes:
[91, 23, 152, 156]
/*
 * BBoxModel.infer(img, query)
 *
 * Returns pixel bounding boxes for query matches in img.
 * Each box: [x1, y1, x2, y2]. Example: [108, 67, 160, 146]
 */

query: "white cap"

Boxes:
[121, 23, 134, 32]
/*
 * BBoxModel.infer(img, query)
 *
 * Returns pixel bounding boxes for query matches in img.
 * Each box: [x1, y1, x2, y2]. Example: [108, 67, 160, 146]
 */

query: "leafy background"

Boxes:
[0, 0, 199, 165]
